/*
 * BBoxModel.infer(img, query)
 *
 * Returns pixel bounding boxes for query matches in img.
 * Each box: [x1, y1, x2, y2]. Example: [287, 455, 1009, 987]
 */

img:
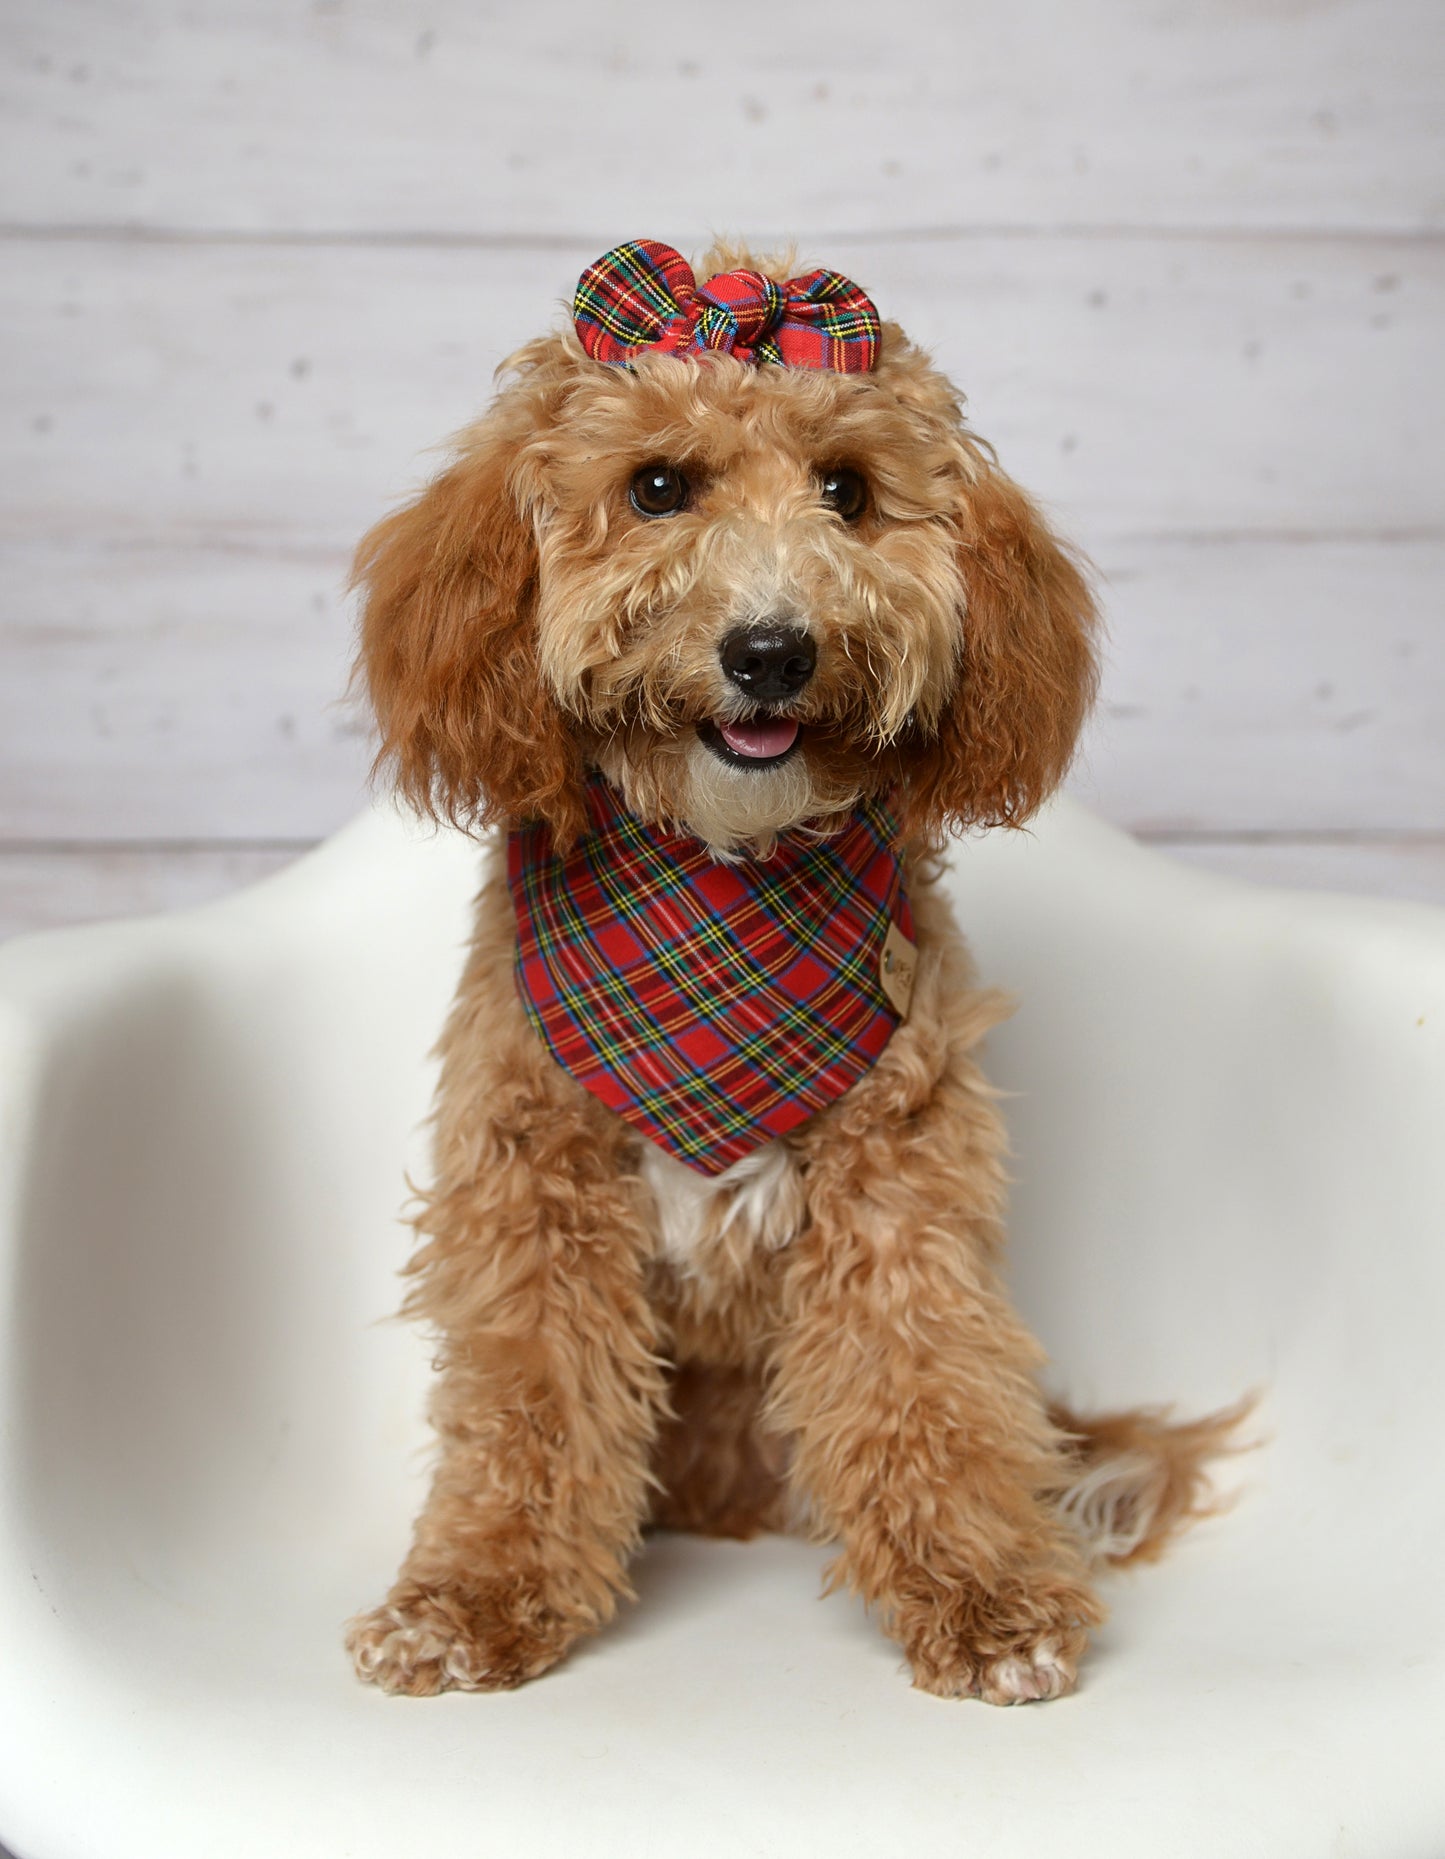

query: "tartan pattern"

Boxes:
[573, 239, 881, 374]
[509, 776, 912, 1175]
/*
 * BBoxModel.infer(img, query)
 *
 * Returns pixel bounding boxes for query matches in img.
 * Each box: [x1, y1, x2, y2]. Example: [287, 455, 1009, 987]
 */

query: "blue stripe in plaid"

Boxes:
[509, 775, 911, 1174]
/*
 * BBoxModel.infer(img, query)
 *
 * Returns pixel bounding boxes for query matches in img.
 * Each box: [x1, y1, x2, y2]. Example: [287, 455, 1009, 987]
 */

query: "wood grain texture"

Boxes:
[0, 844, 301, 941]
[0, 1, 1440, 926]
[1078, 538, 1445, 836]
[1, 0, 1441, 236]
[4, 235, 1440, 545]
[3, 534, 1439, 840]
[1, 236, 1439, 842]
[0, 541, 369, 838]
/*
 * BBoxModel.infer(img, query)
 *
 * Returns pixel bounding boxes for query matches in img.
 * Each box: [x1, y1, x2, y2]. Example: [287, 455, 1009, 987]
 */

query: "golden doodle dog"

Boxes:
[345, 239, 1238, 1704]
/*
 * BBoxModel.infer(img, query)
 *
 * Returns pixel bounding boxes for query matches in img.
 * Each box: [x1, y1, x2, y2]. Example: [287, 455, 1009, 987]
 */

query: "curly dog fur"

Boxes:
[345, 244, 1240, 1704]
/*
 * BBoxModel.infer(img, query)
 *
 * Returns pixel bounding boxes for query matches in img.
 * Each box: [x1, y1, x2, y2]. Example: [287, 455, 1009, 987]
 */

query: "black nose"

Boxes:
[718, 622, 817, 702]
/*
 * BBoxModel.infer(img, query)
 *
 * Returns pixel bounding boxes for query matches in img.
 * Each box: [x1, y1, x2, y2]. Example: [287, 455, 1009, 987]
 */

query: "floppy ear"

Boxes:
[901, 467, 1099, 841]
[351, 414, 586, 842]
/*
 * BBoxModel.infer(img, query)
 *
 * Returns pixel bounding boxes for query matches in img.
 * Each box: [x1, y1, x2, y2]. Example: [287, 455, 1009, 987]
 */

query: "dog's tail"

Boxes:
[1049, 1394, 1258, 1566]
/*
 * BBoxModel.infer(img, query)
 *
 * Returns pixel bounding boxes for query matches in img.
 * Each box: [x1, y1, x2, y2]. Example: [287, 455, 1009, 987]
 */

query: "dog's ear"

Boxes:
[901, 466, 1099, 841]
[351, 409, 586, 842]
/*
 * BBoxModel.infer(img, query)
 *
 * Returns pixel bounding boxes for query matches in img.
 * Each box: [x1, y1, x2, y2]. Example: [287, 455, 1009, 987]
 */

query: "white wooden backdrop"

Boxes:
[1, 0, 1442, 939]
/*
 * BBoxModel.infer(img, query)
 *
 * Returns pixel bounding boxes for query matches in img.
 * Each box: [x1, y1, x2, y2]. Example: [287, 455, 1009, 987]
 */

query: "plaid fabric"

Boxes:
[573, 239, 880, 374]
[509, 776, 912, 1175]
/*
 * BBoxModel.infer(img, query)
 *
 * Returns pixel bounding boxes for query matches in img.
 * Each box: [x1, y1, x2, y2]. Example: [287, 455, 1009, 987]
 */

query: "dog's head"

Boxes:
[354, 244, 1098, 854]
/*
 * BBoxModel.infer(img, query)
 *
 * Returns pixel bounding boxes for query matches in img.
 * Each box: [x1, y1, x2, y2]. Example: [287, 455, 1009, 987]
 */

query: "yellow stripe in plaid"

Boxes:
[508, 774, 911, 1175]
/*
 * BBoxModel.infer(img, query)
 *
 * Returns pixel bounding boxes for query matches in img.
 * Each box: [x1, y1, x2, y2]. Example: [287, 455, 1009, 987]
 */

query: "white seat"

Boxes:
[1, 798, 1442, 1859]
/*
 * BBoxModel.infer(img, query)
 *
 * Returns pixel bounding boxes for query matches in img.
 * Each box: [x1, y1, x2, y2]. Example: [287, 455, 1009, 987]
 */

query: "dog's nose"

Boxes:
[718, 623, 817, 702]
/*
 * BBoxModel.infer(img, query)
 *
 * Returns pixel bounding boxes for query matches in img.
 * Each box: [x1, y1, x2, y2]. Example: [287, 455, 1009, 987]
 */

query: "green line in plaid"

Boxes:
[522, 909, 883, 1113]
[509, 775, 907, 1172]
[581, 815, 893, 1012]
[601, 798, 893, 951]
[533, 861, 893, 1124]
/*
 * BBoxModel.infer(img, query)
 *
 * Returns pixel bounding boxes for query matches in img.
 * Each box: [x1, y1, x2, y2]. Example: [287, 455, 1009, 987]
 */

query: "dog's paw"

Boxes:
[976, 1637, 1078, 1704]
[345, 1577, 573, 1696]
[908, 1630, 1080, 1705]
[900, 1567, 1099, 1705]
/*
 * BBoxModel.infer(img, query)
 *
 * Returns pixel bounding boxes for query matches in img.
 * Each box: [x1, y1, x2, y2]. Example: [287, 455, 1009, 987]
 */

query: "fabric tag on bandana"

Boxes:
[879, 920, 917, 1019]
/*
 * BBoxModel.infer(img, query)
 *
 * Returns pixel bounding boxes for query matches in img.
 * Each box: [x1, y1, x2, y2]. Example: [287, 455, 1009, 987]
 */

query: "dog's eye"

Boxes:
[819, 466, 867, 522]
[630, 463, 689, 518]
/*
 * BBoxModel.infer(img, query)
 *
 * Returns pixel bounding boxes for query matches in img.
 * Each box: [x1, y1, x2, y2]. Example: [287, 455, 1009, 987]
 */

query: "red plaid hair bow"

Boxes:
[573, 239, 881, 373]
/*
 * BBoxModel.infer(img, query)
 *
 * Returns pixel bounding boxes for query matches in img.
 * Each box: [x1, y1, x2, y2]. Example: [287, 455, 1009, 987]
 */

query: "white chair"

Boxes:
[2, 800, 1442, 1859]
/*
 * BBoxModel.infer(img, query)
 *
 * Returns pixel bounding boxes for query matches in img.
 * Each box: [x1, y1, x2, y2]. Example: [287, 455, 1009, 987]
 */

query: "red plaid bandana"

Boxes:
[508, 776, 913, 1175]
[573, 239, 881, 374]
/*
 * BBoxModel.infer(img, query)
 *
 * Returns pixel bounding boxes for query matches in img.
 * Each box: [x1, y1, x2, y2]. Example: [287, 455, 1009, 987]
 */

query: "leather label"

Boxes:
[880, 921, 917, 1019]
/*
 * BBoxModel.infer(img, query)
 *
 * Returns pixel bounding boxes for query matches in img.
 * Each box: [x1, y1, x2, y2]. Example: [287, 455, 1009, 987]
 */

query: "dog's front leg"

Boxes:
[348, 941, 665, 1694]
[771, 1070, 1103, 1704]
[347, 1140, 663, 1695]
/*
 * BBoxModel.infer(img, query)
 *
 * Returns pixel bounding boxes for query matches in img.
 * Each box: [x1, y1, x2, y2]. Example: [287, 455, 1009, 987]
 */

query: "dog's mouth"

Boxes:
[697, 716, 802, 769]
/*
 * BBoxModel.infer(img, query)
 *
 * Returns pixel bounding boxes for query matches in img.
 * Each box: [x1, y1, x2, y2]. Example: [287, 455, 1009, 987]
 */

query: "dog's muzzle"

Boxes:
[701, 620, 814, 765]
[718, 622, 816, 703]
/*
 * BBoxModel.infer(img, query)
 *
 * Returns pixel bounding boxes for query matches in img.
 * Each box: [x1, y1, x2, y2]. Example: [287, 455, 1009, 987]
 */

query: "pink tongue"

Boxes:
[719, 717, 800, 760]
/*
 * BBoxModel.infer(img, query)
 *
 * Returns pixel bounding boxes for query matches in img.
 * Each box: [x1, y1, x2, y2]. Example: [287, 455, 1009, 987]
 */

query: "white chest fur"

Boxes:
[638, 1137, 807, 1272]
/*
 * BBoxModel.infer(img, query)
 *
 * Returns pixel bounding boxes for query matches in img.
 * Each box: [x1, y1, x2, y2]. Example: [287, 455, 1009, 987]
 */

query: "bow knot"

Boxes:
[694, 268, 787, 354]
[574, 240, 880, 374]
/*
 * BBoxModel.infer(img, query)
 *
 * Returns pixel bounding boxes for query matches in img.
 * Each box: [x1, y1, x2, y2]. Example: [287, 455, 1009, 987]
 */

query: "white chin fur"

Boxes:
[673, 734, 845, 854]
[592, 731, 858, 855]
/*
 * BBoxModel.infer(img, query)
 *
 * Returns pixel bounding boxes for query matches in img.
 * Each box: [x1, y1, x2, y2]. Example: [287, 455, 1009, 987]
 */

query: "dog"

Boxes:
[344, 239, 1238, 1704]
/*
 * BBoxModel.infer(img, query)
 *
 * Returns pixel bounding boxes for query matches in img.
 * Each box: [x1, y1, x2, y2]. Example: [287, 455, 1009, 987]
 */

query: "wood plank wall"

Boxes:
[1, 0, 1442, 939]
